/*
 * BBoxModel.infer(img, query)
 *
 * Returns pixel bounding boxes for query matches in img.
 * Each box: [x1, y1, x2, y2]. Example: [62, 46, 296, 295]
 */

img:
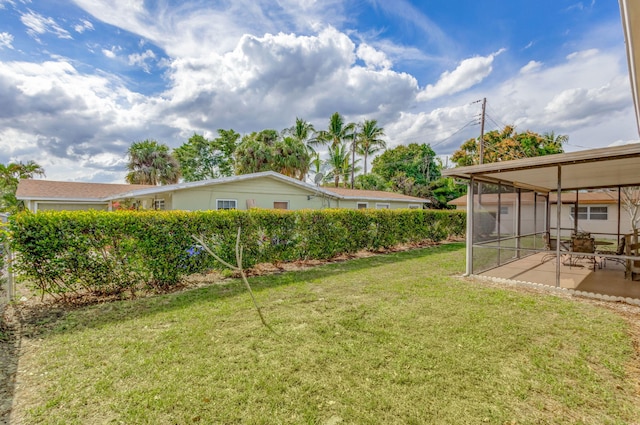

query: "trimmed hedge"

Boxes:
[9, 208, 465, 298]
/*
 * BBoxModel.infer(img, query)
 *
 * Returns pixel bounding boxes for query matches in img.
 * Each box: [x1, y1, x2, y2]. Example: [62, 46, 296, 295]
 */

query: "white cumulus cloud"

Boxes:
[417, 49, 505, 101]
[128, 49, 156, 72]
[356, 43, 392, 70]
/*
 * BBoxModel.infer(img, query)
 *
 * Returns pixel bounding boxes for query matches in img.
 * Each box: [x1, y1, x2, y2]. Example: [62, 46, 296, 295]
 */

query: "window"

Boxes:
[589, 206, 608, 220]
[273, 201, 289, 210]
[216, 199, 237, 210]
[376, 203, 390, 209]
[570, 206, 588, 220]
[408, 204, 421, 210]
[357, 202, 368, 209]
[499, 206, 509, 215]
[570, 206, 607, 221]
[154, 199, 165, 210]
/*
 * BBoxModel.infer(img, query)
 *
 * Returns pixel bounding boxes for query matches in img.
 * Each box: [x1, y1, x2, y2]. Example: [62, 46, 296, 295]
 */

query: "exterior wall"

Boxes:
[550, 203, 632, 238]
[35, 202, 109, 212]
[170, 178, 329, 211]
[135, 195, 172, 211]
[457, 202, 633, 239]
[335, 199, 424, 210]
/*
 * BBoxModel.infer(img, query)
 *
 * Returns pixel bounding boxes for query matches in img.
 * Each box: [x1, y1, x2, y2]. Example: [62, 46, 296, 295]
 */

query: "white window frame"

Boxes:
[408, 204, 421, 209]
[357, 202, 369, 209]
[273, 201, 289, 210]
[570, 205, 608, 221]
[216, 199, 237, 210]
[588, 206, 608, 221]
[154, 199, 165, 210]
[375, 203, 390, 209]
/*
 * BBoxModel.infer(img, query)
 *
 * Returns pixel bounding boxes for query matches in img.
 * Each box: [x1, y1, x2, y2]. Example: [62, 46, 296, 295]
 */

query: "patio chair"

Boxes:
[599, 236, 627, 268]
[541, 232, 569, 264]
[569, 235, 598, 271]
[624, 231, 640, 281]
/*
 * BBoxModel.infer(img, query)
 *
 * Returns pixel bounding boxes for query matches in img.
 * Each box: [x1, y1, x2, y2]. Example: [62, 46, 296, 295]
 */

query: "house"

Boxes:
[448, 191, 634, 238]
[16, 171, 429, 213]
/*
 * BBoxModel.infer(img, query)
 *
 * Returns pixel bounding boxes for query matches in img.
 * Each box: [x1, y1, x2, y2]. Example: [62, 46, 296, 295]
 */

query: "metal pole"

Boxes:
[556, 166, 562, 287]
[466, 178, 474, 276]
[516, 189, 521, 258]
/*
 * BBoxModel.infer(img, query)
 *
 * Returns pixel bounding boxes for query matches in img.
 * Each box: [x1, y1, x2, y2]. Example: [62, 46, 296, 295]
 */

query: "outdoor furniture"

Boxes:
[624, 231, 640, 281]
[568, 233, 599, 271]
[598, 237, 627, 268]
[541, 232, 570, 264]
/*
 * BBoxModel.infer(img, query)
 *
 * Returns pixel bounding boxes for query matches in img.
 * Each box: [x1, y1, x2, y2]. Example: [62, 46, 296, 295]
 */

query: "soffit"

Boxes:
[441, 144, 640, 192]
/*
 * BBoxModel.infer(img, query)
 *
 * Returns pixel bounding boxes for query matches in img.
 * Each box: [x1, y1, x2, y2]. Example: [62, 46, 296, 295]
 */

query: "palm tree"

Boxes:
[283, 118, 318, 180]
[0, 160, 46, 212]
[274, 137, 311, 180]
[284, 117, 316, 147]
[316, 112, 356, 187]
[323, 143, 360, 187]
[316, 112, 356, 149]
[126, 140, 180, 185]
[357, 119, 386, 175]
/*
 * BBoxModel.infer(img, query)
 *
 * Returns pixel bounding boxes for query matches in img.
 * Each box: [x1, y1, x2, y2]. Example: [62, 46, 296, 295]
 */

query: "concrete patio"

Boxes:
[479, 252, 640, 300]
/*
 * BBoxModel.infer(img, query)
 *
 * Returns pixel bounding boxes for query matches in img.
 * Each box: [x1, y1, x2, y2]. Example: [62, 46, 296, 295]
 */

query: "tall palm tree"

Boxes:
[284, 117, 316, 147]
[316, 112, 356, 149]
[283, 117, 318, 181]
[126, 140, 180, 185]
[323, 143, 360, 187]
[316, 112, 356, 187]
[357, 119, 386, 175]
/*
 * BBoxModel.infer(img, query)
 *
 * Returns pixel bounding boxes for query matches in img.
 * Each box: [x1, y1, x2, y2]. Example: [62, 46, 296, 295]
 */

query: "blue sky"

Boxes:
[0, 0, 637, 182]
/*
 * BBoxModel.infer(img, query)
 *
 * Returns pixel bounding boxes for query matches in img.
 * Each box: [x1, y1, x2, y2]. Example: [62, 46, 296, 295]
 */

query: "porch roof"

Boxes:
[441, 144, 640, 192]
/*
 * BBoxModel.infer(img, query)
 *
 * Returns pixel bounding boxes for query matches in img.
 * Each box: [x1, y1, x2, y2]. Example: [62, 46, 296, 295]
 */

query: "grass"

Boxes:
[13, 243, 640, 424]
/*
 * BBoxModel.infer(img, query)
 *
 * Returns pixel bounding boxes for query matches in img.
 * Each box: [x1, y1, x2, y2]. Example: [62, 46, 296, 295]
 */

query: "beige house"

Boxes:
[16, 171, 428, 213]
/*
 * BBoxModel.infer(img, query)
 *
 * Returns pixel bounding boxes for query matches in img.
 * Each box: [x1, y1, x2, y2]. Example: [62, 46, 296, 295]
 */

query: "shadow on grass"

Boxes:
[16, 243, 465, 339]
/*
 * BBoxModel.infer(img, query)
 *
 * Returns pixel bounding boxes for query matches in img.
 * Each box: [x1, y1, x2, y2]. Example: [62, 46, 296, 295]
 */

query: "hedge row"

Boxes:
[9, 208, 465, 298]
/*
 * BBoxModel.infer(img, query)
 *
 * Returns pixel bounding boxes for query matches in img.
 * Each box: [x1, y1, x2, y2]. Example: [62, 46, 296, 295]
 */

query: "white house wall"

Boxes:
[457, 202, 630, 238]
[549, 203, 632, 238]
[170, 178, 328, 211]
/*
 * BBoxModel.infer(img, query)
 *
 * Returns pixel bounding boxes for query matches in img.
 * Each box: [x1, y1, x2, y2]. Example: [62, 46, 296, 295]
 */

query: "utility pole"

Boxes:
[479, 97, 486, 164]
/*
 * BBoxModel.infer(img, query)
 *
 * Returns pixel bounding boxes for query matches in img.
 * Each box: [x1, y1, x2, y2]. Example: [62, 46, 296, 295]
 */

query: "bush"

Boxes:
[9, 208, 466, 298]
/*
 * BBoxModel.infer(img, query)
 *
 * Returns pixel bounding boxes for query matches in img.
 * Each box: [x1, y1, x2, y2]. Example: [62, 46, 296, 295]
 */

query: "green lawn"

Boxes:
[14, 243, 640, 424]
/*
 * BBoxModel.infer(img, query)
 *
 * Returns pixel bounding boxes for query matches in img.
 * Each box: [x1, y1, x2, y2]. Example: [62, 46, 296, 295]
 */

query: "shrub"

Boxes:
[9, 208, 466, 298]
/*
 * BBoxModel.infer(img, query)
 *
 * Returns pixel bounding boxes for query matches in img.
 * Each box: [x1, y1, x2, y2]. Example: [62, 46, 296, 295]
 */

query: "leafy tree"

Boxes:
[429, 177, 467, 209]
[354, 173, 387, 191]
[372, 143, 440, 186]
[451, 125, 566, 166]
[126, 140, 181, 185]
[174, 130, 239, 182]
[234, 130, 277, 175]
[234, 130, 310, 180]
[356, 119, 386, 175]
[0, 161, 46, 212]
